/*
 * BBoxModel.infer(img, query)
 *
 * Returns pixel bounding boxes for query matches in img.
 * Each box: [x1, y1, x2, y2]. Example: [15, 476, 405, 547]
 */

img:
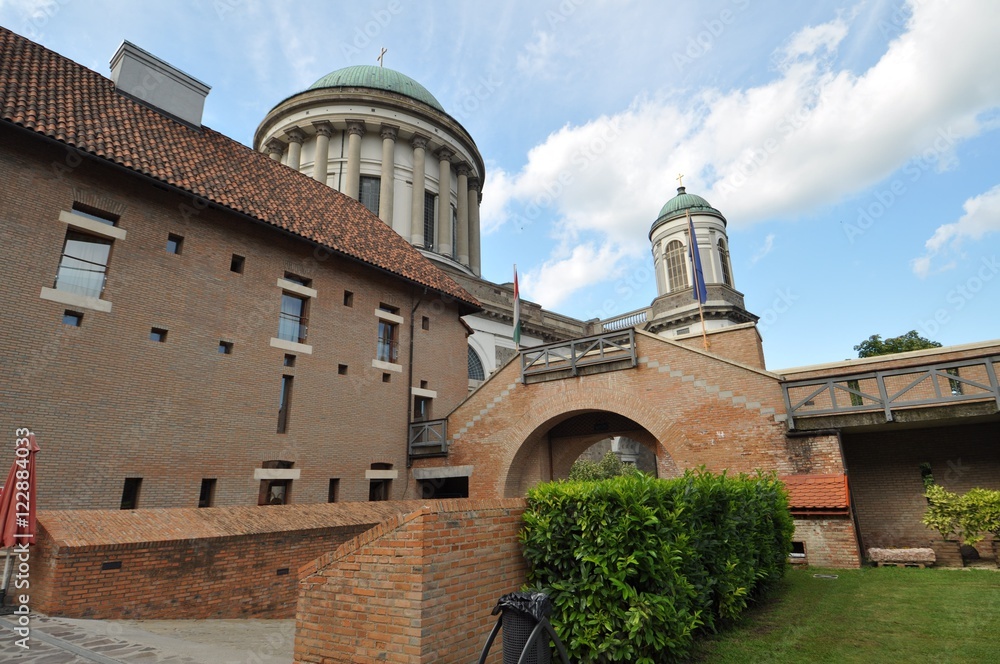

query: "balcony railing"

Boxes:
[781, 355, 1000, 429]
[54, 260, 107, 299]
[521, 329, 637, 382]
[409, 419, 448, 457]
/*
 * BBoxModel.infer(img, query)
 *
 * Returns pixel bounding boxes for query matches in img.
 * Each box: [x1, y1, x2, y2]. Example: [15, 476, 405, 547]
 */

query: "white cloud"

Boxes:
[781, 16, 849, 60]
[485, 0, 1000, 308]
[516, 31, 554, 75]
[912, 183, 1000, 277]
[522, 243, 630, 309]
[750, 233, 776, 265]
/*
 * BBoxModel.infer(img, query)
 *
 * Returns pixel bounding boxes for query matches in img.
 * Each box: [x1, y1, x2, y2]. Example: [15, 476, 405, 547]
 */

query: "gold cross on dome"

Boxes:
[377, 47, 387, 67]
[676, 173, 684, 187]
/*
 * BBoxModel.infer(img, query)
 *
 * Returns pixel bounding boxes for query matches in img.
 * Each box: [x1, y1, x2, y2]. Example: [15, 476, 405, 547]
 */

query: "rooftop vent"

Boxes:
[110, 41, 210, 127]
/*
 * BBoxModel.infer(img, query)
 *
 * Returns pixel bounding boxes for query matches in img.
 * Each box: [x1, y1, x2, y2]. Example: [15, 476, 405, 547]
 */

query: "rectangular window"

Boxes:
[343, 290, 354, 307]
[72, 202, 118, 226]
[63, 310, 83, 327]
[369, 479, 390, 501]
[277, 375, 293, 433]
[359, 175, 381, 216]
[423, 191, 436, 249]
[260, 479, 290, 505]
[120, 478, 141, 510]
[421, 316, 430, 330]
[218, 341, 233, 354]
[451, 204, 458, 259]
[55, 230, 113, 298]
[338, 364, 348, 375]
[150, 327, 168, 342]
[230, 254, 245, 273]
[414, 396, 432, 422]
[198, 479, 216, 508]
[278, 293, 308, 343]
[328, 479, 340, 503]
[284, 354, 296, 367]
[377, 304, 399, 363]
[166, 233, 183, 254]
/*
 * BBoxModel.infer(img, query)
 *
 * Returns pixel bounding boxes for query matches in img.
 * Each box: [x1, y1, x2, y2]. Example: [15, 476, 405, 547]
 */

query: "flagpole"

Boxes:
[687, 209, 710, 351]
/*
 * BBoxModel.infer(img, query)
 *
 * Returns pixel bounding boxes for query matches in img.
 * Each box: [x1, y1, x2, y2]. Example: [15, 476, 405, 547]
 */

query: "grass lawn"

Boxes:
[689, 566, 1000, 663]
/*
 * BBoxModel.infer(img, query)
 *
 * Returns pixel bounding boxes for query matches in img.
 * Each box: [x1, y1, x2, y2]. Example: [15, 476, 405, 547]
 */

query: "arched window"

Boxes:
[718, 239, 733, 287]
[468, 346, 485, 381]
[665, 240, 689, 292]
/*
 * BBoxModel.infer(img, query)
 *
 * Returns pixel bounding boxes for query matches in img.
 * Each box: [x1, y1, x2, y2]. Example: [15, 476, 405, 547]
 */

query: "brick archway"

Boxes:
[426, 330, 793, 500]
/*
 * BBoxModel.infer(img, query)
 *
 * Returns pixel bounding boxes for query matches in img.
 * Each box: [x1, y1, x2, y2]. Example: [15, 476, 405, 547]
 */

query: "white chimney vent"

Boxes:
[110, 40, 211, 127]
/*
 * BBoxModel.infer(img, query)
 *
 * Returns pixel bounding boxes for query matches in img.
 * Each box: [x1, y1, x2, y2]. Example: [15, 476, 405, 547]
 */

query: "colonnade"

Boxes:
[264, 122, 482, 275]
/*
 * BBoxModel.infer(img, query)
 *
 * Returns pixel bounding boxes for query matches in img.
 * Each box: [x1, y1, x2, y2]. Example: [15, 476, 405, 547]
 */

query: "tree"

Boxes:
[854, 330, 942, 358]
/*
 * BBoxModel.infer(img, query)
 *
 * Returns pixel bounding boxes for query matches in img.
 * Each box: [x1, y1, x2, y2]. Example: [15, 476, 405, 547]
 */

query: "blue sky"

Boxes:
[3, 0, 998, 370]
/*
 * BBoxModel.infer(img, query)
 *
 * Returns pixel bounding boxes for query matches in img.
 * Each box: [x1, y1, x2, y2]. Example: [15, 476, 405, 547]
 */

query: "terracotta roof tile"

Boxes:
[0, 27, 479, 309]
[780, 473, 850, 515]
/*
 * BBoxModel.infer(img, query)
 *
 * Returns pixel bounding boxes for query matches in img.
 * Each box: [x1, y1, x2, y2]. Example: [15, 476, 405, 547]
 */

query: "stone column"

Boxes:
[344, 120, 366, 200]
[311, 121, 333, 184]
[468, 178, 482, 276]
[436, 148, 454, 258]
[265, 137, 285, 162]
[378, 124, 398, 226]
[455, 163, 470, 266]
[409, 134, 428, 247]
[285, 127, 305, 171]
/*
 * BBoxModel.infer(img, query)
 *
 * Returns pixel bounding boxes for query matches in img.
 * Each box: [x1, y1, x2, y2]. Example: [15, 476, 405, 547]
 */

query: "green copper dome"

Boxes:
[307, 65, 445, 112]
[656, 186, 721, 218]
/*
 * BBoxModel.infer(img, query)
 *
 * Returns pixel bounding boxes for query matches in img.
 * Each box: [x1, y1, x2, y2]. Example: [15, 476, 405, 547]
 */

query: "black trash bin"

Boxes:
[492, 591, 552, 664]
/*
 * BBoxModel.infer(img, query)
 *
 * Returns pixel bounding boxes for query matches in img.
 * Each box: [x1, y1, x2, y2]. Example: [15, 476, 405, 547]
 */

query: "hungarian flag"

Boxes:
[513, 266, 521, 350]
[687, 210, 708, 304]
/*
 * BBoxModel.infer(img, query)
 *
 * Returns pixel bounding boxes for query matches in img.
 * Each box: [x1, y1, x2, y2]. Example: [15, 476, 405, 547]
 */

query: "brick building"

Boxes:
[0, 30, 480, 510]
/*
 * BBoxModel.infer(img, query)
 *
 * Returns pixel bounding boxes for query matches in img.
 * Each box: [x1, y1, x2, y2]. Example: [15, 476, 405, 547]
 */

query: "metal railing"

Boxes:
[521, 329, 637, 382]
[277, 312, 308, 344]
[601, 308, 649, 331]
[409, 419, 448, 457]
[781, 355, 1000, 429]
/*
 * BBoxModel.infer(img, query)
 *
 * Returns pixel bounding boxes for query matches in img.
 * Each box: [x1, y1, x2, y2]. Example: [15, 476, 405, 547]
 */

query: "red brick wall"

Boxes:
[30, 501, 422, 618]
[791, 517, 861, 568]
[294, 499, 528, 664]
[843, 420, 1000, 554]
[0, 128, 469, 510]
[675, 323, 766, 370]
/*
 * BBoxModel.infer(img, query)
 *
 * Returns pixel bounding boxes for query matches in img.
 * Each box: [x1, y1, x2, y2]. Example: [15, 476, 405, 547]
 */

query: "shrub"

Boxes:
[569, 451, 640, 481]
[521, 470, 793, 663]
[923, 485, 1000, 546]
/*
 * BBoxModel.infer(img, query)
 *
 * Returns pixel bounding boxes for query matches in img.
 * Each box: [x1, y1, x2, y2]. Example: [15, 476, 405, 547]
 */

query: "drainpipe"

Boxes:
[405, 288, 427, 469]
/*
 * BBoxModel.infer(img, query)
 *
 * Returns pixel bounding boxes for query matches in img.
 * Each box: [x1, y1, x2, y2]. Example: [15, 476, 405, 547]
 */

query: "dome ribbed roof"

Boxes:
[307, 65, 444, 112]
[656, 186, 720, 218]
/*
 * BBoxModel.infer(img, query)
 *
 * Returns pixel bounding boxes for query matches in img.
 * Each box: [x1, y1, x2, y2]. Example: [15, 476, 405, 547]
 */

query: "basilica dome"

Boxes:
[307, 65, 445, 112]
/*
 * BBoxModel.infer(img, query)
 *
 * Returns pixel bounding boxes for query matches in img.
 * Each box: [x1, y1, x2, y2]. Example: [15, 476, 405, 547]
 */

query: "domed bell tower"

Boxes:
[647, 185, 757, 337]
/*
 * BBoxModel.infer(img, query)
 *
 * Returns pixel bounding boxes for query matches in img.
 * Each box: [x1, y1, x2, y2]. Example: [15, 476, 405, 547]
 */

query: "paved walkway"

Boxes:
[1, 615, 294, 663]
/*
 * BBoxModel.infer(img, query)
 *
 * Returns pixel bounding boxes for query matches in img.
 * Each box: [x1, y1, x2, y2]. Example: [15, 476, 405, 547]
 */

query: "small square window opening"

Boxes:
[421, 316, 430, 330]
[166, 233, 183, 254]
[338, 364, 348, 375]
[218, 341, 233, 354]
[343, 291, 354, 307]
[283, 354, 296, 367]
[230, 254, 245, 273]
[150, 327, 168, 342]
[63, 310, 83, 327]
[382, 373, 391, 383]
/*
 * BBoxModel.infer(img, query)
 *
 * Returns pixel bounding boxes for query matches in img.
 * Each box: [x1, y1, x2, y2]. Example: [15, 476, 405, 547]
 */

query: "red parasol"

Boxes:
[0, 431, 40, 548]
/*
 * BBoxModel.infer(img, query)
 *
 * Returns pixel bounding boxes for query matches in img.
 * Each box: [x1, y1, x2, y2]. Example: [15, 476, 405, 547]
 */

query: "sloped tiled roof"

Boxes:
[0, 27, 478, 309]
[780, 474, 850, 515]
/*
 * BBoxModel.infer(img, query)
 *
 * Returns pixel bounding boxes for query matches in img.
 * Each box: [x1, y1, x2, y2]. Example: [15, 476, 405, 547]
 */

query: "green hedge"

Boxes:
[520, 470, 794, 663]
